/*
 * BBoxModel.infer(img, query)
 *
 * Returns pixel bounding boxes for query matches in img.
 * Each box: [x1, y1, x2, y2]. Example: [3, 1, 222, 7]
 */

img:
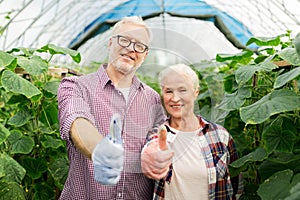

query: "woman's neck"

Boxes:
[169, 114, 199, 132]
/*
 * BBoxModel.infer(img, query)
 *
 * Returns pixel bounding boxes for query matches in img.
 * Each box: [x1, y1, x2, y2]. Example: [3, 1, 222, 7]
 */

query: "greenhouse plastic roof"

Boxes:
[1, 0, 300, 66]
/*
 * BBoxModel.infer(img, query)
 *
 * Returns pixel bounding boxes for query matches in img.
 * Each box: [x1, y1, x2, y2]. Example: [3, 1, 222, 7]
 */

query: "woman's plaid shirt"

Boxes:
[146, 116, 243, 200]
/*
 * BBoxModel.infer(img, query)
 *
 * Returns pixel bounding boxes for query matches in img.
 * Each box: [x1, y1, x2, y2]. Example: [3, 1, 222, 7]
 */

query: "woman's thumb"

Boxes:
[158, 125, 168, 150]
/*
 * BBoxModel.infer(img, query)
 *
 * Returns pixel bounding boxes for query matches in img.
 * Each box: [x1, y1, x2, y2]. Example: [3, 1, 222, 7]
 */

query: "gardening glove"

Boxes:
[92, 114, 124, 185]
[141, 125, 174, 180]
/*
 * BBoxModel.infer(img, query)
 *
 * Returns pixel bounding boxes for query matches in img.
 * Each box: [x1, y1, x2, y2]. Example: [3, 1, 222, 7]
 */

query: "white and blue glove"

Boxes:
[92, 114, 124, 185]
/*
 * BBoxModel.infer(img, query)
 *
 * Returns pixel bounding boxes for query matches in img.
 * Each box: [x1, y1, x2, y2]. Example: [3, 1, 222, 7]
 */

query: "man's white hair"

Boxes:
[111, 16, 152, 42]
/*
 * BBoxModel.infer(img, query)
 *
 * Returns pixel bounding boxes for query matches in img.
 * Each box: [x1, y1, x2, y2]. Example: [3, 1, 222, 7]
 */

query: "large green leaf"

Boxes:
[262, 119, 296, 153]
[230, 147, 267, 168]
[41, 135, 64, 149]
[0, 50, 17, 70]
[278, 47, 300, 66]
[7, 109, 32, 127]
[33, 182, 55, 200]
[40, 44, 81, 63]
[1, 70, 41, 100]
[240, 89, 300, 124]
[8, 130, 34, 154]
[0, 123, 10, 145]
[22, 157, 47, 179]
[17, 55, 48, 76]
[258, 152, 300, 181]
[257, 169, 293, 200]
[49, 156, 69, 190]
[0, 153, 26, 183]
[217, 87, 251, 111]
[44, 80, 60, 95]
[246, 36, 281, 46]
[216, 50, 253, 64]
[285, 182, 300, 200]
[0, 181, 25, 200]
[274, 67, 300, 88]
[235, 61, 277, 85]
[293, 32, 300, 57]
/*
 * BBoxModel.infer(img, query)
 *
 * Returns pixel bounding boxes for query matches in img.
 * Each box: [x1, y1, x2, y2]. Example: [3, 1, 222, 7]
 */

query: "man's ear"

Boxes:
[108, 38, 112, 50]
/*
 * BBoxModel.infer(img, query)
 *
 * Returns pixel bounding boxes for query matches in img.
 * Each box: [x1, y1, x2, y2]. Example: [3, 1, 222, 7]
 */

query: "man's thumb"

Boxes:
[109, 113, 122, 144]
[158, 125, 168, 150]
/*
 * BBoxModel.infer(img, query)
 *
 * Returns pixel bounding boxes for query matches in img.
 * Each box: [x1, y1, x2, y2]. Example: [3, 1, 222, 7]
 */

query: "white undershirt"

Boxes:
[118, 87, 130, 104]
[165, 127, 209, 200]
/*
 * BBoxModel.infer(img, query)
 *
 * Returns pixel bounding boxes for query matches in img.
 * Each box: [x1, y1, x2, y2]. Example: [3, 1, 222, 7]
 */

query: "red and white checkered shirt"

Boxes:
[58, 64, 166, 200]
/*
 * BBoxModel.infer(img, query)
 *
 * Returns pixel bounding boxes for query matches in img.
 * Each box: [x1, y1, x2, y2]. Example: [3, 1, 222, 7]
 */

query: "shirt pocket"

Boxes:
[213, 152, 228, 179]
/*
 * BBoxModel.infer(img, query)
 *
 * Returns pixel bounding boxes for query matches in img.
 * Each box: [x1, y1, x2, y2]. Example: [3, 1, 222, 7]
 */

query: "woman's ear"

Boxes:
[194, 87, 200, 97]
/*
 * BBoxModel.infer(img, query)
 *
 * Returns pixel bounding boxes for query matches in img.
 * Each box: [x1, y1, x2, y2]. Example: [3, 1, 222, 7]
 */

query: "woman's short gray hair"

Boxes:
[158, 63, 199, 91]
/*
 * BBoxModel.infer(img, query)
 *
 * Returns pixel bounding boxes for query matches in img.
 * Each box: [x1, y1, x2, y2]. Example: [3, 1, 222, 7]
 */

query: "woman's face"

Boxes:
[161, 71, 198, 119]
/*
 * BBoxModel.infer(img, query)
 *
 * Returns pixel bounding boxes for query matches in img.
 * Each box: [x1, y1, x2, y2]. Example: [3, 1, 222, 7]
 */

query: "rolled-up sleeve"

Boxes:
[57, 77, 95, 141]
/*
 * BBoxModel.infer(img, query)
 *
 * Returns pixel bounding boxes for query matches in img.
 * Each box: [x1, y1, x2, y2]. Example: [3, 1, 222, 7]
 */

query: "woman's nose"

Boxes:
[171, 92, 180, 101]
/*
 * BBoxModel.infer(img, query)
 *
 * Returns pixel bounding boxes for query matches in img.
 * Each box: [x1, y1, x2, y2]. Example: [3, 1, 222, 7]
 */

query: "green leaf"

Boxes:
[1, 70, 42, 100]
[8, 109, 32, 127]
[9, 47, 36, 57]
[40, 44, 81, 63]
[285, 182, 300, 200]
[274, 67, 300, 88]
[22, 157, 47, 179]
[218, 86, 251, 111]
[230, 147, 267, 168]
[216, 50, 253, 64]
[40, 103, 59, 126]
[49, 156, 69, 190]
[33, 182, 55, 200]
[7, 94, 30, 105]
[240, 89, 300, 124]
[41, 135, 64, 149]
[257, 169, 293, 200]
[17, 55, 48, 76]
[293, 32, 300, 57]
[278, 47, 300, 66]
[44, 81, 60, 95]
[8, 130, 34, 154]
[246, 36, 281, 46]
[0, 50, 16, 70]
[262, 125, 296, 153]
[0, 153, 26, 183]
[0, 123, 10, 145]
[235, 61, 277, 85]
[258, 152, 300, 182]
[0, 181, 25, 200]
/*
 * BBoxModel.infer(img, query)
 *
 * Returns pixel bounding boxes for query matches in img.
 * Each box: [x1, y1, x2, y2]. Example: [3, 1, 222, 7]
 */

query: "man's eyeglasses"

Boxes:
[113, 35, 148, 53]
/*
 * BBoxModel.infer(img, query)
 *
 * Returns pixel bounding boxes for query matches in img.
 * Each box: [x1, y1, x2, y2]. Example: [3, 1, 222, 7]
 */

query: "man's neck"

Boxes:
[106, 65, 134, 88]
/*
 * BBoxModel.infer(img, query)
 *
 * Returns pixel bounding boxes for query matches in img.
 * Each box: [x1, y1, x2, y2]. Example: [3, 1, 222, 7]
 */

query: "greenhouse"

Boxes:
[1, 0, 300, 199]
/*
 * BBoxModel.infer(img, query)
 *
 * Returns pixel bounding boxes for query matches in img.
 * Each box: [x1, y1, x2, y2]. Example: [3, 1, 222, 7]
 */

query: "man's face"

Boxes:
[108, 23, 149, 75]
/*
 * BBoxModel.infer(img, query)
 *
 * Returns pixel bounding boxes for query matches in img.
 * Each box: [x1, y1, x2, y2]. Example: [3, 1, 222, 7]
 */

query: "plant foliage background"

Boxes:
[1, 31, 300, 199]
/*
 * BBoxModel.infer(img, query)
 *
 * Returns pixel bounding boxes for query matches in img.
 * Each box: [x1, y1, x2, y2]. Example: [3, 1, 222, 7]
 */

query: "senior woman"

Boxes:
[141, 63, 243, 199]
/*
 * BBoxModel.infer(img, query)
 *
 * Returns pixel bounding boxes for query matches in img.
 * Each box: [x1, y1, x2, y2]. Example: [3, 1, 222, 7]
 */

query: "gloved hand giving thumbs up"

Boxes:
[141, 125, 174, 180]
[92, 114, 124, 185]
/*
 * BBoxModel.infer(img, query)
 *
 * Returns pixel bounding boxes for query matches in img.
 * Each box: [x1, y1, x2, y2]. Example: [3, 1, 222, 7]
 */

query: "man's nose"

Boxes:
[126, 42, 135, 52]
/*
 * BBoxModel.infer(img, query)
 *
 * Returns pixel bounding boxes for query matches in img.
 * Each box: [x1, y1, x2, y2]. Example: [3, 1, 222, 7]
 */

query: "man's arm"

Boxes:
[70, 117, 103, 160]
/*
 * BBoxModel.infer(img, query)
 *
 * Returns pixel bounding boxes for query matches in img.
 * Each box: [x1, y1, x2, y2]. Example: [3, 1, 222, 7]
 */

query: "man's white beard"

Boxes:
[114, 60, 140, 75]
